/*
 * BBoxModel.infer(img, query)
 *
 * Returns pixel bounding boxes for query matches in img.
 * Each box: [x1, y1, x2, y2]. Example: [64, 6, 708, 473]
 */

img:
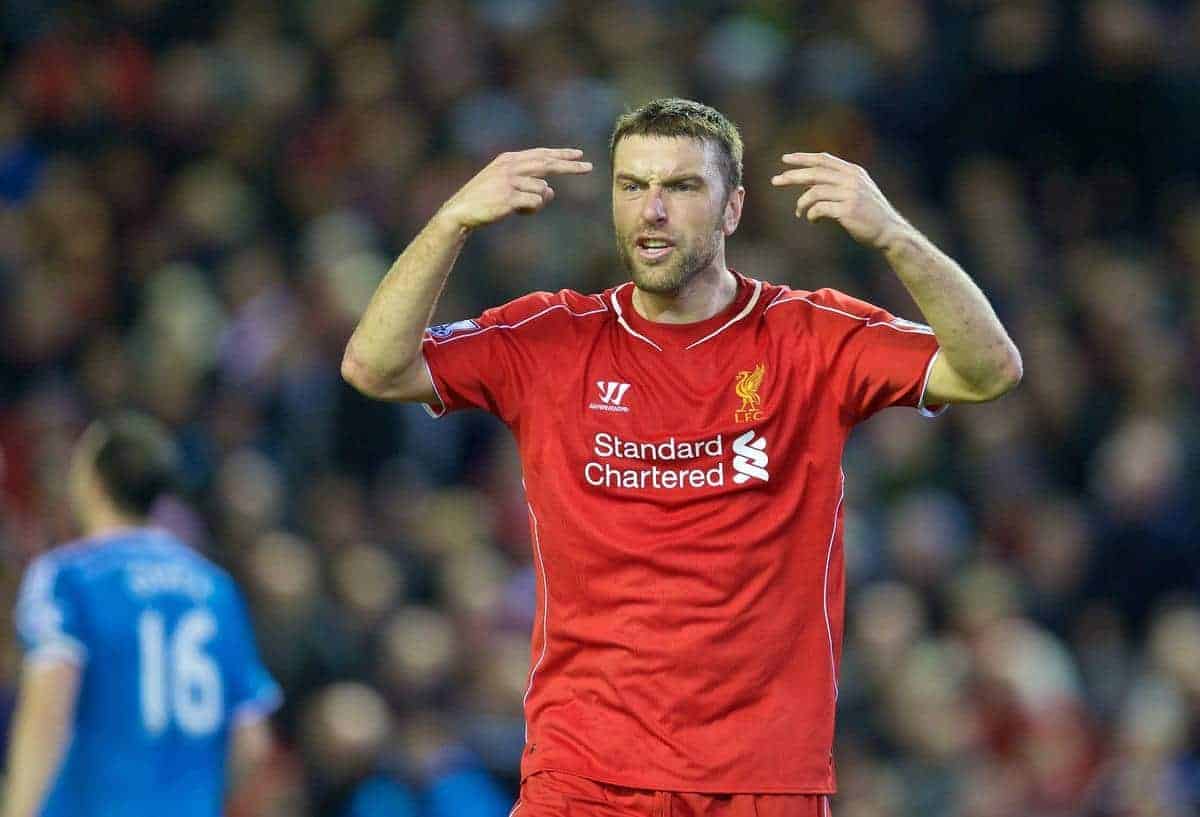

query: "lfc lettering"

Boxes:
[734, 363, 765, 423]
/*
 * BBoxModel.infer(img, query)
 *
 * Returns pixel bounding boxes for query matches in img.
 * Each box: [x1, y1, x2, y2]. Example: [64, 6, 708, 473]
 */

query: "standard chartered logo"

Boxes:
[583, 431, 770, 490]
[731, 430, 769, 484]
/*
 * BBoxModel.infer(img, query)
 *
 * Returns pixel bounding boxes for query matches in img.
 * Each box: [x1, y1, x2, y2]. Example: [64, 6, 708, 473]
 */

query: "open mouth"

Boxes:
[635, 236, 675, 261]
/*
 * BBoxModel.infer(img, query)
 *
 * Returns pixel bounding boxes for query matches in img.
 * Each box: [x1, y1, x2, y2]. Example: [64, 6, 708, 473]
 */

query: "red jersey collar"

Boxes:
[610, 271, 762, 351]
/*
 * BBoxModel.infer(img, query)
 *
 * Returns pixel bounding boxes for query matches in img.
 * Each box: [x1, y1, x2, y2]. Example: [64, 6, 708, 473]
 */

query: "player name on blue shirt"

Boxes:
[14, 528, 281, 817]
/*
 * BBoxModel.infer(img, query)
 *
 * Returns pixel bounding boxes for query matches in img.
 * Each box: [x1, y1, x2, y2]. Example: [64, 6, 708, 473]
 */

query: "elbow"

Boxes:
[339, 348, 373, 394]
[340, 347, 405, 399]
[1001, 343, 1024, 393]
[984, 344, 1024, 400]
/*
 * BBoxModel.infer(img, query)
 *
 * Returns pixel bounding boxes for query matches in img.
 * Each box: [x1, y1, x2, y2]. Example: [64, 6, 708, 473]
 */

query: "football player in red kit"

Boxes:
[342, 99, 1021, 817]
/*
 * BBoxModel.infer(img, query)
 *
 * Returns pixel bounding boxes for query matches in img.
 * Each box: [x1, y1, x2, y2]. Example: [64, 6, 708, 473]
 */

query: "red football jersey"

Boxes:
[420, 272, 942, 793]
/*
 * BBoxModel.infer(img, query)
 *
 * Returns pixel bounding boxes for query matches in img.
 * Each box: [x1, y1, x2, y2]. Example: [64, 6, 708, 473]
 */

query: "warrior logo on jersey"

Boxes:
[734, 363, 766, 423]
[427, 319, 481, 340]
[590, 381, 632, 413]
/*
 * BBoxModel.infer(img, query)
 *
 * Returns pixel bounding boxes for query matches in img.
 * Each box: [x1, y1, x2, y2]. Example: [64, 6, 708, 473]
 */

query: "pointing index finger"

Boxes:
[519, 157, 594, 176]
[771, 167, 843, 187]
[527, 147, 586, 159]
[781, 152, 850, 169]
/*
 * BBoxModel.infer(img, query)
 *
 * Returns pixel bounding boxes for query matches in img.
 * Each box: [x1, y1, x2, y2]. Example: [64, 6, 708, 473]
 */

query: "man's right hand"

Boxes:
[343, 149, 591, 405]
[437, 148, 593, 231]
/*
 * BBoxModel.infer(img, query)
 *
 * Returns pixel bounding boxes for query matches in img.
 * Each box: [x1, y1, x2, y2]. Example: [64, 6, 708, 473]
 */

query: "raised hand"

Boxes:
[771, 153, 910, 251]
[438, 148, 593, 232]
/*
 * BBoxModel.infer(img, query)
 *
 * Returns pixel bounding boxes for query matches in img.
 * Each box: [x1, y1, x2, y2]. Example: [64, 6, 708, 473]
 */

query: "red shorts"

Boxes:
[514, 771, 832, 817]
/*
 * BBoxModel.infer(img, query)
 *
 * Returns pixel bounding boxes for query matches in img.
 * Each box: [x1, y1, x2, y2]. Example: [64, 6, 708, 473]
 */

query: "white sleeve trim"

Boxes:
[25, 638, 87, 667]
[232, 685, 283, 726]
[917, 348, 949, 418]
[420, 353, 448, 418]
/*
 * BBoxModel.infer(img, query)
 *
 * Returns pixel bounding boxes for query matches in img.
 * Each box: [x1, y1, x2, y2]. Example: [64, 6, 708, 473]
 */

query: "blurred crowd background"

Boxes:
[1, 0, 1199, 815]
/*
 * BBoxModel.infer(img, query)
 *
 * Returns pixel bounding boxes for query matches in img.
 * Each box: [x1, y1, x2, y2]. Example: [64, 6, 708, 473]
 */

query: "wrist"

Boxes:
[878, 220, 920, 260]
[429, 209, 474, 242]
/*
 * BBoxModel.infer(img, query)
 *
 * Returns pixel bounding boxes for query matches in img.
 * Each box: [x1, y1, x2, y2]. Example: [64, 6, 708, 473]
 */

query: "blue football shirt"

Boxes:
[14, 528, 281, 817]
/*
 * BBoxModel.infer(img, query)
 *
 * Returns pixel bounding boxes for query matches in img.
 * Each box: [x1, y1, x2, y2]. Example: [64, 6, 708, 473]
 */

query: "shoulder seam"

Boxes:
[766, 287, 792, 308]
[424, 300, 609, 347]
[763, 294, 935, 335]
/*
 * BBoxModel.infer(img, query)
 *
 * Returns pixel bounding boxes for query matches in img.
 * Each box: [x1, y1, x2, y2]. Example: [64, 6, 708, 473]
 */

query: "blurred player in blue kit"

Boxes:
[3, 413, 281, 817]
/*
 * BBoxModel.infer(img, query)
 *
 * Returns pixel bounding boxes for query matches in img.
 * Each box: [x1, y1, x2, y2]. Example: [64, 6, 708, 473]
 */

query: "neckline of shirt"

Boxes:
[612, 271, 761, 350]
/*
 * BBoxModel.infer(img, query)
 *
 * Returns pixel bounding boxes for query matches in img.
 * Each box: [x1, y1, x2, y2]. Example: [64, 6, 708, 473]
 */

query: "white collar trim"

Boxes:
[609, 283, 664, 351]
[684, 277, 762, 349]
[609, 276, 761, 352]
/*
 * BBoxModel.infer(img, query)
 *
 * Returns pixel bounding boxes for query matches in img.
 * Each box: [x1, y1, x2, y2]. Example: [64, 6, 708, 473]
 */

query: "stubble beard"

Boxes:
[617, 220, 724, 296]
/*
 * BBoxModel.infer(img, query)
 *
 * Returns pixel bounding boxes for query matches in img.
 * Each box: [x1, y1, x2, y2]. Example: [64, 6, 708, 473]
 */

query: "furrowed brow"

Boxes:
[614, 172, 706, 185]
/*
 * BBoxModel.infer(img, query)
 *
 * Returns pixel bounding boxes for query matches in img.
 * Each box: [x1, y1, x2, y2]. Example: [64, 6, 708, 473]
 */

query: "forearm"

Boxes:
[341, 212, 470, 393]
[227, 718, 273, 792]
[3, 724, 64, 817]
[3, 668, 76, 817]
[771, 152, 1021, 398]
[881, 225, 1022, 394]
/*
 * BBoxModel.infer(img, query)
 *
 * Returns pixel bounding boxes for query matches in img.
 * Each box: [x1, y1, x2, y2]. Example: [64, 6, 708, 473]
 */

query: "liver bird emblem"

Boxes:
[735, 363, 765, 413]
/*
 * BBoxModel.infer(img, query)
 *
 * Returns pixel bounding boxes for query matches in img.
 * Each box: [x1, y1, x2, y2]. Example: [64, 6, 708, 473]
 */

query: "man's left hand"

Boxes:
[772, 153, 910, 251]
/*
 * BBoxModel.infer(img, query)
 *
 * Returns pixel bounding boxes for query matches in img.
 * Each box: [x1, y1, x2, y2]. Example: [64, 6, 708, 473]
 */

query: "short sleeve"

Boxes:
[420, 291, 590, 424]
[805, 288, 943, 424]
[15, 556, 88, 666]
[224, 586, 282, 725]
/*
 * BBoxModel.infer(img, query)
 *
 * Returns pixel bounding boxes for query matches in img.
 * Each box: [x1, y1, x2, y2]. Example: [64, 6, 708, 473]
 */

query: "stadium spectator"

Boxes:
[1, 3, 1197, 815]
